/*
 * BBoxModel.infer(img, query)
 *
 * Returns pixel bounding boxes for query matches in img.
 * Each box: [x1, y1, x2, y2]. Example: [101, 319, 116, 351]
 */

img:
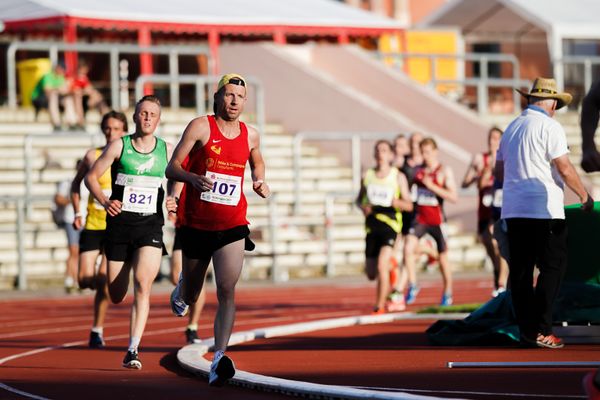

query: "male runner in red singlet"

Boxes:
[461, 127, 508, 296]
[403, 137, 457, 306]
[166, 73, 270, 387]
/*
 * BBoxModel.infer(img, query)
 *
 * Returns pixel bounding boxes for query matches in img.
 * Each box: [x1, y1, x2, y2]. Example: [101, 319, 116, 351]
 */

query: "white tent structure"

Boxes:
[420, 0, 600, 91]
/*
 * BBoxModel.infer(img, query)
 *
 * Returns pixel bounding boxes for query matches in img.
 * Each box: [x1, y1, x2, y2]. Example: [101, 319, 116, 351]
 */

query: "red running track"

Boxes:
[0, 275, 596, 399]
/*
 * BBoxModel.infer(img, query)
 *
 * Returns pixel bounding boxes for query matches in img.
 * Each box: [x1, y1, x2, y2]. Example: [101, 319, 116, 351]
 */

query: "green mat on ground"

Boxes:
[427, 282, 600, 346]
[565, 202, 600, 284]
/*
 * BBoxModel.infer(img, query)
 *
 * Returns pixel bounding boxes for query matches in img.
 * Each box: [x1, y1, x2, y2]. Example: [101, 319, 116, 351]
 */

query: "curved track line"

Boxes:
[178, 312, 469, 400]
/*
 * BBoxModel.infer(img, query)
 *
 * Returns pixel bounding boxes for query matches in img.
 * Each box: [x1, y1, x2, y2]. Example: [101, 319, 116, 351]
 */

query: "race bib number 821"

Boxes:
[122, 186, 158, 213]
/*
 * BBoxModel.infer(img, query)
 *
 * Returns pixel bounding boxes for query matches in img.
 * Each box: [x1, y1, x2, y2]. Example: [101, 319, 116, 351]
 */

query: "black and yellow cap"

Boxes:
[217, 73, 246, 91]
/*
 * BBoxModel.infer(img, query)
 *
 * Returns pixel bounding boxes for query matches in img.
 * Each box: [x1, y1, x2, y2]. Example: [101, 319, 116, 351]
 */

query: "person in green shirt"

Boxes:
[31, 62, 76, 131]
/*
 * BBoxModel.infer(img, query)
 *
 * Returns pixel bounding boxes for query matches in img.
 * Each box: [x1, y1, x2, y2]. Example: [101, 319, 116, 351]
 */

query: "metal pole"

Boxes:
[477, 56, 489, 114]
[268, 194, 281, 282]
[110, 48, 120, 110]
[351, 135, 362, 194]
[325, 195, 335, 277]
[584, 59, 593, 93]
[7, 43, 17, 108]
[256, 83, 266, 136]
[49, 45, 58, 68]
[293, 135, 303, 215]
[169, 51, 180, 110]
[24, 136, 32, 219]
[16, 198, 26, 290]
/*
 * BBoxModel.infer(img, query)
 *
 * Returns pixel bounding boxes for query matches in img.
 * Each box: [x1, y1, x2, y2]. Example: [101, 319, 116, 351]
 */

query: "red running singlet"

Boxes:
[183, 115, 250, 231]
[414, 165, 444, 226]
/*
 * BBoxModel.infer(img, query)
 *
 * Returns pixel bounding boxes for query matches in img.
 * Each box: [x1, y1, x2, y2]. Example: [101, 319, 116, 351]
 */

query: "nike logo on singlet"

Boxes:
[212, 139, 221, 143]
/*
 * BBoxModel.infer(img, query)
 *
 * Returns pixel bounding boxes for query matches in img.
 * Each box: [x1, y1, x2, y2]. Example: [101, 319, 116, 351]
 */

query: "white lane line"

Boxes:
[0, 308, 362, 340]
[352, 386, 586, 399]
[0, 307, 368, 400]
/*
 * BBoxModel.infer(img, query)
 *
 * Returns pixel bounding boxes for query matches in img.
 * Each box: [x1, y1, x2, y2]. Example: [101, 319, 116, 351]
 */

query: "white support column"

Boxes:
[548, 28, 564, 92]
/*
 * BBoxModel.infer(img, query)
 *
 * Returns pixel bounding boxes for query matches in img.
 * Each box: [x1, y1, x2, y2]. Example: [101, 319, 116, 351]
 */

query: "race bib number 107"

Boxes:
[200, 171, 242, 206]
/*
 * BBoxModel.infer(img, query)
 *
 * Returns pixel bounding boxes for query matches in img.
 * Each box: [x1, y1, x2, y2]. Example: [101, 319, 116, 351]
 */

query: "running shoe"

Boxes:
[185, 328, 201, 344]
[440, 292, 453, 306]
[122, 350, 142, 369]
[371, 307, 386, 315]
[385, 290, 406, 312]
[89, 331, 105, 349]
[405, 284, 420, 305]
[535, 333, 564, 349]
[208, 354, 235, 387]
[170, 277, 189, 317]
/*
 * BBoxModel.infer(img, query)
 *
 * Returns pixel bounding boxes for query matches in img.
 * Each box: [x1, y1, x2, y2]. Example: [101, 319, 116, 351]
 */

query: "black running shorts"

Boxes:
[365, 218, 398, 259]
[105, 223, 166, 262]
[409, 223, 447, 253]
[79, 229, 106, 253]
[180, 225, 254, 260]
[172, 227, 183, 252]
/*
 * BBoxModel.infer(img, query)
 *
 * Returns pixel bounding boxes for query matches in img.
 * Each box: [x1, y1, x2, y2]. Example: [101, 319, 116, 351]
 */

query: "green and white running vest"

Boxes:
[110, 134, 168, 225]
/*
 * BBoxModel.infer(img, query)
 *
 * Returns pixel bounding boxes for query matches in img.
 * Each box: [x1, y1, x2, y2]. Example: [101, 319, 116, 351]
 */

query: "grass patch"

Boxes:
[416, 303, 482, 314]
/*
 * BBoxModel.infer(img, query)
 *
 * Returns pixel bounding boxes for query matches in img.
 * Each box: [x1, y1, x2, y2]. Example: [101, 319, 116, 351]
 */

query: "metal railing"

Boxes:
[292, 131, 472, 214]
[556, 55, 600, 93]
[324, 191, 356, 277]
[247, 191, 363, 283]
[135, 74, 266, 135]
[7, 41, 211, 110]
[24, 132, 103, 218]
[377, 52, 528, 113]
[0, 195, 52, 290]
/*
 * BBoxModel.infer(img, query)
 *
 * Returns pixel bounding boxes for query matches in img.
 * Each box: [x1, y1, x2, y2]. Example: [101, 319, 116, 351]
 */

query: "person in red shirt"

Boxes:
[166, 73, 270, 387]
[403, 137, 457, 306]
[70, 62, 109, 129]
[461, 127, 508, 296]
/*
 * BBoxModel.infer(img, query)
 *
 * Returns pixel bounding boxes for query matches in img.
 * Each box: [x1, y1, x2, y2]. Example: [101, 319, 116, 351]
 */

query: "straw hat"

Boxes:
[516, 77, 572, 110]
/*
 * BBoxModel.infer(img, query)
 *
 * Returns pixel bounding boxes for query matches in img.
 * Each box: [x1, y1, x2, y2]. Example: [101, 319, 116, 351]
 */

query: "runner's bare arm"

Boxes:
[248, 126, 270, 198]
[393, 171, 413, 212]
[166, 116, 213, 192]
[553, 154, 593, 211]
[461, 154, 482, 188]
[85, 139, 123, 217]
[164, 142, 178, 214]
[70, 149, 94, 229]
[356, 174, 371, 216]
[423, 167, 458, 203]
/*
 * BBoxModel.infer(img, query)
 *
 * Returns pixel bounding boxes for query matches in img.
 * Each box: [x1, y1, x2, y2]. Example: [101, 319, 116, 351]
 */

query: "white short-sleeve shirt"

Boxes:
[497, 106, 569, 219]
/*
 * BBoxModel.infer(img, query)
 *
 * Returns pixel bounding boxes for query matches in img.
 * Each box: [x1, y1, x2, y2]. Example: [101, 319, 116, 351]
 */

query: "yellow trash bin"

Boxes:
[17, 58, 52, 107]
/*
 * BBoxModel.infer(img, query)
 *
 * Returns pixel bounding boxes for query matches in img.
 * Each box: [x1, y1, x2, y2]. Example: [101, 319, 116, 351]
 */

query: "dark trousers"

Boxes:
[506, 218, 567, 339]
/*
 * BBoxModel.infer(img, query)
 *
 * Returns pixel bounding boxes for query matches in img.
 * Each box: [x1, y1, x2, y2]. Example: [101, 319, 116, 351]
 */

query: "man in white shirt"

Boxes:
[495, 77, 594, 349]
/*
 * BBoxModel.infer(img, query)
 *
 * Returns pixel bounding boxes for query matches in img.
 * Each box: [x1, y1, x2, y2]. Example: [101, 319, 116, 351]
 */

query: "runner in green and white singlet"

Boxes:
[85, 96, 177, 370]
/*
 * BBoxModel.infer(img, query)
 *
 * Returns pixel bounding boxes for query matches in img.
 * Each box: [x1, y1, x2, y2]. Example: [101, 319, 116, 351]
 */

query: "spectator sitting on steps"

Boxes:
[31, 62, 77, 131]
[70, 61, 109, 130]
